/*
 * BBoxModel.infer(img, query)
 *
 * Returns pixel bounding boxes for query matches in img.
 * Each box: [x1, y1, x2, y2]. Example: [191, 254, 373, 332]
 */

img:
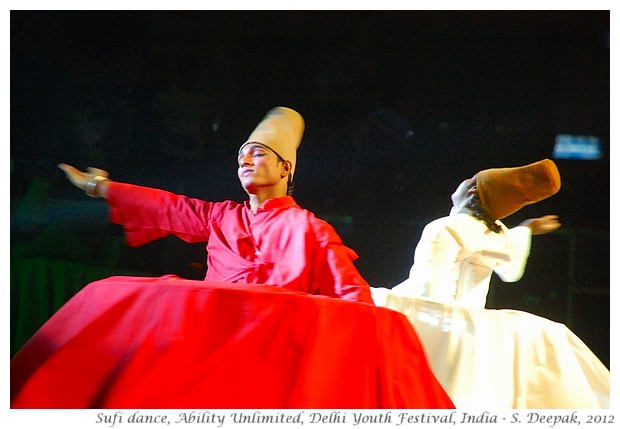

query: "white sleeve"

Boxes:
[393, 222, 462, 300]
[492, 225, 532, 282]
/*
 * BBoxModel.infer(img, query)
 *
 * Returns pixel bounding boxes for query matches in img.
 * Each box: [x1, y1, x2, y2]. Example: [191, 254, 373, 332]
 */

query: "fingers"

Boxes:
[58, 164, 109, 180]
[58, 163, 82, 179]
[87, 167, 109, 178]
[58, 163, 73, 174]
[535, 217, 562, 235]
[538, 215, 560, 226]
[540, 216, 561, 227]
[543, 221, 561, 230]
[525, 214, 561, 235]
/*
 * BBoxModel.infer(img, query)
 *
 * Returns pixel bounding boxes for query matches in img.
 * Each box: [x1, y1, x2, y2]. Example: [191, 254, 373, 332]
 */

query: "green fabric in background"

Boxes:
[10, 257, 146, 358]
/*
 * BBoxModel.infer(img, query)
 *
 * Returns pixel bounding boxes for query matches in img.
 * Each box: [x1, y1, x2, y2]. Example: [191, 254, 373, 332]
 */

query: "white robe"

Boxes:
[372, 213, 610, 409]
[392, 214, 531, 308]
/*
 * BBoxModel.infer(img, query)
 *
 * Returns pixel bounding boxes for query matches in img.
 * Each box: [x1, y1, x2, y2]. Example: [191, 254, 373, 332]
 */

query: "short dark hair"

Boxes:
[286, 176, 295, 196]
[468, 193, 502, 233]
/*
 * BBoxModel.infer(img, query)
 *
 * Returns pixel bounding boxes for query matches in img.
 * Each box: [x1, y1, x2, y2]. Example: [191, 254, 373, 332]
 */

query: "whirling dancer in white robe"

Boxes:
[372, 159, 610, 409]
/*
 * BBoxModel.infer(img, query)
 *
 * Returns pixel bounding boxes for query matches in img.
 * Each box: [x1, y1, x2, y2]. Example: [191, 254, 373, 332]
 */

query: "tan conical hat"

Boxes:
[476, 158, 561, 220]
[239, 107, 305, 178]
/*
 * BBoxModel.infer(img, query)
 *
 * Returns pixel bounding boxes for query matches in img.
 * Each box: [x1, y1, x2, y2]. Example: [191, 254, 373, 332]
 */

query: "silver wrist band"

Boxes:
[85, 176, 108, 198]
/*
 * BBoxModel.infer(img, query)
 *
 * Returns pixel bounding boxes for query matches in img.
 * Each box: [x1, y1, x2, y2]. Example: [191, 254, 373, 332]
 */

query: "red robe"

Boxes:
[11, 276, 455, 409]
[10, 184, 455, 409]
[107, 183, 373, 304]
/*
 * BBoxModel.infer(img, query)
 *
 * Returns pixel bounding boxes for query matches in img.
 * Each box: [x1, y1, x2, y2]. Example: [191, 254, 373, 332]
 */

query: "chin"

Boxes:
[239, 176, 253, 186]
[240, 181, 257, 194]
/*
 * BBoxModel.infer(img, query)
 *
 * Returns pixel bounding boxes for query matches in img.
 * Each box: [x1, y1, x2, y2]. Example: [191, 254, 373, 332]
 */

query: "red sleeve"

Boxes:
[312, 218, 375, 305]
[325, 243, 375, 304]
[106, 182, 213, 247]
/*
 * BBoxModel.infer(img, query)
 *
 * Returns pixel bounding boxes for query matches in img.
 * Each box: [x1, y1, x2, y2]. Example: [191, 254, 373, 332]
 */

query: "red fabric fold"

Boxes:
[11, 276, 454, 409]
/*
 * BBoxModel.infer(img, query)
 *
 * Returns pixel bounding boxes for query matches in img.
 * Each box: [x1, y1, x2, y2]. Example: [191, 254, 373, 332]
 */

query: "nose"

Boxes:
[238, 153, 252, 167]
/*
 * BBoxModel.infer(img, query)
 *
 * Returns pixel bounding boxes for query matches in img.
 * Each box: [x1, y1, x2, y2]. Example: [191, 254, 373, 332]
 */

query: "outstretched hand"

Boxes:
[519, 215, 561, 235]
[58, 163, 110, 197]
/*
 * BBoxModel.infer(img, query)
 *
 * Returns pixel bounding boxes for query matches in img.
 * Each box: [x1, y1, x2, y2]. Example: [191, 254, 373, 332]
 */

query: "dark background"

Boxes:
[10, 11, 610, 366]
